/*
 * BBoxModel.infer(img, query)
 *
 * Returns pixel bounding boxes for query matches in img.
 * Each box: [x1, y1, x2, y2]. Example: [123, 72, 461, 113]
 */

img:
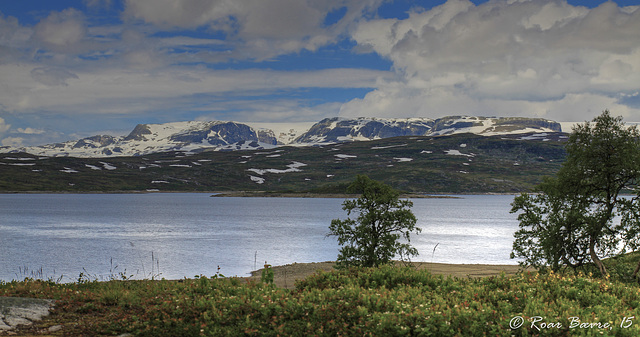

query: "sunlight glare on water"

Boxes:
[0, 193, 520, 281]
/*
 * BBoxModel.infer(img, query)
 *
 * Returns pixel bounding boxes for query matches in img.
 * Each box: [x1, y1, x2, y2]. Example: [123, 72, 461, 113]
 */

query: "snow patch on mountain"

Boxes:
[247, 161, 307, 175]
[294, 116, 560, 145]
[445, 150, 475, 157]
[1, 116, 562, 158]
[334, 154, 357, 159]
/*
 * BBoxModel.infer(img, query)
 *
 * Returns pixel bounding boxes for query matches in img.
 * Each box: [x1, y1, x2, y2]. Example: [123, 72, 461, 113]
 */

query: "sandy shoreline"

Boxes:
[245, 261, 532, 289]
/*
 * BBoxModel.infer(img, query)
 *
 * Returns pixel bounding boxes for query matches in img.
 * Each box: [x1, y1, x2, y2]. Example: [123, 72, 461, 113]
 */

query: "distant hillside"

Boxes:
[0, 132, 567, 194]
[0, 116, 561, 158]
[295, 116, 561, 144]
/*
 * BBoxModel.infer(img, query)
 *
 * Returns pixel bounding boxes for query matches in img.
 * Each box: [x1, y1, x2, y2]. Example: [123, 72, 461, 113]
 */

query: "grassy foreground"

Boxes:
[2, 264, 640, 336]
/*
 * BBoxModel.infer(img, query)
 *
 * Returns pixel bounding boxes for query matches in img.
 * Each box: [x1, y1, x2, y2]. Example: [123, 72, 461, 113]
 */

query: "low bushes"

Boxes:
[2, 266, 640, 336]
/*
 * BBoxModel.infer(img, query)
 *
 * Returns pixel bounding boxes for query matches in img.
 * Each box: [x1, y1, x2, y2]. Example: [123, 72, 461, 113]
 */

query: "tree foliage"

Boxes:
[328, 175, 420, 268]
[511, 110, 640, 277]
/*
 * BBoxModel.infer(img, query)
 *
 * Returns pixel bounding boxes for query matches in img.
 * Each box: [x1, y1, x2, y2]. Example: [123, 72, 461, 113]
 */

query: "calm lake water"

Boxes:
[0, 193, 520, 282]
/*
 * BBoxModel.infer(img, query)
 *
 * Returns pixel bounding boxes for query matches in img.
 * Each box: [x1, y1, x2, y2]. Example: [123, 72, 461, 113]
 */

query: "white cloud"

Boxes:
[0, 117, 10, 133]
[123, 0, 233, 28]
[198, 99, 344, 123]
[0, 124, 63, 148]
[33, 9, 87, 51]
[0, 62, 389, 115]
[1, 137, 23, 147]
[521, 0, 587, 30]
[1, 2, 390, 131]
[123, 0, 384, 59]
[16, 127, 46, 135]
[0, 13, 33, 63]
[346, 0, 640, 122]
[4, 0, 640, 150]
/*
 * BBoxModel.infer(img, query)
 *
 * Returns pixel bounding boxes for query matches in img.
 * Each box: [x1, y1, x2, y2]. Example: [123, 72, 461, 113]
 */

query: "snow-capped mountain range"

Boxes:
[1, 116, 562, 158]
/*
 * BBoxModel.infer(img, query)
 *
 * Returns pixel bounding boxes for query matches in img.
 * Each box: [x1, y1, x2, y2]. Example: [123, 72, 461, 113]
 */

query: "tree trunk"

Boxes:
[589, 239, 607, 277]
[632, 259, 640, 279]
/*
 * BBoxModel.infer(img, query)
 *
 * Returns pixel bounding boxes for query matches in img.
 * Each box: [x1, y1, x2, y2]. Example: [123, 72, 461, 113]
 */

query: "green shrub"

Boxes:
[2, 266, 640, 336]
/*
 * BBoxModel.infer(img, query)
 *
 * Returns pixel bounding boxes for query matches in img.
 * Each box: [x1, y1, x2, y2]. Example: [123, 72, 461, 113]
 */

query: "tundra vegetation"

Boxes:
[6, 112, 640, 335]
[2, 261, 640, 336]
[511, 110, 640, 278]
[0, 132, 565, 194]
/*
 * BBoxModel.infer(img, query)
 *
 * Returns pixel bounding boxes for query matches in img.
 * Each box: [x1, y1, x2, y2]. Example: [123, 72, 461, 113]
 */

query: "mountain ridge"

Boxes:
[1, 116, 562, 158]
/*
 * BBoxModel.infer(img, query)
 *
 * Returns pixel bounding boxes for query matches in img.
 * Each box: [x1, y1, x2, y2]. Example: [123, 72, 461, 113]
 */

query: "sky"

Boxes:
[1, 0, 640, 147]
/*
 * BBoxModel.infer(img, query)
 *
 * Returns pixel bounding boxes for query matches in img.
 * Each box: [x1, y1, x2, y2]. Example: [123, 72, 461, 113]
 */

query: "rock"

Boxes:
[0, 297, 54, 332]
[124, 124, 153, 141]
[48, 324, 63, 332]
[0, 317, 10, 330]
[73, 135, 118, 148]
[170, 122, 264, 145]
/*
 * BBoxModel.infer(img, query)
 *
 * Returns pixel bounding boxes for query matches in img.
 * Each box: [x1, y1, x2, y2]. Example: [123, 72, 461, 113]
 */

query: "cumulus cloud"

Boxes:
[0, 13, 21, 44]
[1, 137, 23, 147]
[5, 0, 640, 150]
[123, 0, 383, 59]
[0, 117, 10, 133]
[0, 12, 33, 63]
[33, 9, 87, 51]
[1, 1, 390, 130]
[0, 117, 53, 147]
[345, 0, 640, 122]
[16, 127, 46, 135]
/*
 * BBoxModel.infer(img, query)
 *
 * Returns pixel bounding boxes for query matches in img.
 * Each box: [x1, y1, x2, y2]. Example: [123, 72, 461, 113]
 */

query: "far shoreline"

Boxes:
[0, 190, 534, 199]
[0, 190, 502, 198]
[209, 191, 463, 198]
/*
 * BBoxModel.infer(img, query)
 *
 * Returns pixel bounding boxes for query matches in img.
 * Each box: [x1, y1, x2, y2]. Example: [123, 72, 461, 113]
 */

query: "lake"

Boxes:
[0, 193, 521, 282]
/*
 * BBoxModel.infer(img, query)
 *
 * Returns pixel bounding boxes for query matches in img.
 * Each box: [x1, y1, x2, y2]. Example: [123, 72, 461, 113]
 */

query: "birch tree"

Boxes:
[512, 110, 640, 277]
[329, 175, 420, 268]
